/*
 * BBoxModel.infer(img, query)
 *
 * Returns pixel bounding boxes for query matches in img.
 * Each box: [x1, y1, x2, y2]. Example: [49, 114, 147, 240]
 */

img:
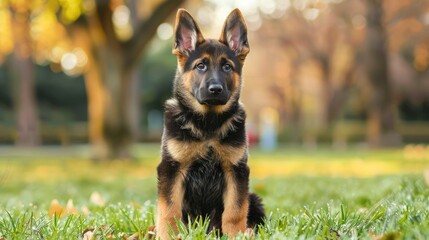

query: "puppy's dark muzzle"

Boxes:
[208, 84, 223, 95]
[198, 81, 230, 106]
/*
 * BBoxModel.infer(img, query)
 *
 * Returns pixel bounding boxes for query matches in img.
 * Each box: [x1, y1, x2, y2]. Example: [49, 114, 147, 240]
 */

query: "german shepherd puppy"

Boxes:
[156, 8, 265, 239]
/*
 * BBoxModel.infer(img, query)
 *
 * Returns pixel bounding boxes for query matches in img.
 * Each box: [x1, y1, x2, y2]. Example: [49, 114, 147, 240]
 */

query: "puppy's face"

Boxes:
[172, 9, 249, 113]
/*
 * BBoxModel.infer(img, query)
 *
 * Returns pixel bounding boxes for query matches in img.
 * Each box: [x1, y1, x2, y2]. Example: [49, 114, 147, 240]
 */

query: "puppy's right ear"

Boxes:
[173, 9, 205, 56]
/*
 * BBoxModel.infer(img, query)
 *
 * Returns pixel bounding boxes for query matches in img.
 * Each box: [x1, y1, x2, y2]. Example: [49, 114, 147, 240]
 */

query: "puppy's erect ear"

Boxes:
[219, 9, 249, 60]
[173, 9, 205, 56]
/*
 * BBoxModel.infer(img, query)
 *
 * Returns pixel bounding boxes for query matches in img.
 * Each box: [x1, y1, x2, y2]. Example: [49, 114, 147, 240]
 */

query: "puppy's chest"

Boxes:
[163, 101, 247, 165]
[183, 153, 226, 214]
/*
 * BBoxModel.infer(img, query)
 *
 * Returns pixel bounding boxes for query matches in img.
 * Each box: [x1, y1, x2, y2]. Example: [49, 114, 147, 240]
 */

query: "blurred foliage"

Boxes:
[0, 59, 87, 123]
[399, 100, 429, 121]
[35, 65, 87, 122]
[0, 39, 176, 142]
[139, 41, 176, 129]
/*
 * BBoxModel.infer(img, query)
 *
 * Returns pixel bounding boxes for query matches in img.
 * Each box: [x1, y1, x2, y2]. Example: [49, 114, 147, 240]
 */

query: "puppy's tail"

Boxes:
[247, 193, 265, 228]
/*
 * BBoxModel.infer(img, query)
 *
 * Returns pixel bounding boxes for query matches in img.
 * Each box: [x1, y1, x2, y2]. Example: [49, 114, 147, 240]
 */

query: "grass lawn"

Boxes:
[0, 144, 429, 239]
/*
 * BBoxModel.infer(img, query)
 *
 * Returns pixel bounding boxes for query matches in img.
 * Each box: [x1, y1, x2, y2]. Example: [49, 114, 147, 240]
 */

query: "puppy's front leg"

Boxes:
[156, 160, 186, 240]
[222, 161, 250, 238]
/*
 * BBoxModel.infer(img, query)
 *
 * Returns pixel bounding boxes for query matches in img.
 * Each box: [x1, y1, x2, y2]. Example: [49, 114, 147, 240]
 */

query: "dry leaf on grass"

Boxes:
[126, 233, 139, 240]
[369, 230, 400, 240]
[48, 199, 79, 217]
[81, 226, 116, 239]
[147, 225, 156, 238]
[124, 226, 157, 240]
[141, 225, 156, 239]
[105, 233, 115, 239]
[81, 206, 90, 216]
[82, 228, 95, 240]
[48, 199, 63, 217]
[90, 192, 106, 207]
[65, 199, 78, 215]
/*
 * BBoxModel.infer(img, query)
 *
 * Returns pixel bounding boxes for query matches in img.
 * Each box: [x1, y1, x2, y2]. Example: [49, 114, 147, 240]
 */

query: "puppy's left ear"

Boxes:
[219, 8, 249, 60]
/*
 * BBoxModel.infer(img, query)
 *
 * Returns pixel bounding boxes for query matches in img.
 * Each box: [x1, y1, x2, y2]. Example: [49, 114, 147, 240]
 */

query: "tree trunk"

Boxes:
[364, 0, 401, 147]
[10, 5, 40, 147]
[84, 55, 108, 159]
[12, 55, 40, 146]
[128, 69, 141, 141]
[85, 46, 137, 160]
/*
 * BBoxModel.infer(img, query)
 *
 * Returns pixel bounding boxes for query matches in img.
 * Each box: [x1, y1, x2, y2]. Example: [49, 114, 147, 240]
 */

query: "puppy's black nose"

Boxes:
[208, 84, 223, 94]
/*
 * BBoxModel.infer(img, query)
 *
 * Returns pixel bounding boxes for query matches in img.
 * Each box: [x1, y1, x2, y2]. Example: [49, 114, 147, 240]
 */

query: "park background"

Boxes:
[1, 0, 429, 156]
[1, 0, 429, 238]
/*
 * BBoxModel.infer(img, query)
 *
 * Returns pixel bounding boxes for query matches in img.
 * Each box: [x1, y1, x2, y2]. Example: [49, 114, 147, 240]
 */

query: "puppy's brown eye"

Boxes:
[196, 63, 207, 71]
[222, 63, 232, 72]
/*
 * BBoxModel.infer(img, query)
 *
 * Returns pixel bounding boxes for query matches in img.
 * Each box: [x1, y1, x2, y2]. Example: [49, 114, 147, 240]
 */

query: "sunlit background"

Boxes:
[1, 2, 429, 238]
[0, 0, 429, 164]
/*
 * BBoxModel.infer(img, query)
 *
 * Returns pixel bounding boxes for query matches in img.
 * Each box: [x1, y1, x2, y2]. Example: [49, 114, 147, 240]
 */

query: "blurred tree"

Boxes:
[385, 0, 429, 123]
[9, 1, 40, 146]
[364, 0, 396, 147]
[244, 0, 363, 142]
[0, 0, 183, 158]
[60, 0, 184, 160]
[237, 0, 429, 144]
[364, 0, 429, 146]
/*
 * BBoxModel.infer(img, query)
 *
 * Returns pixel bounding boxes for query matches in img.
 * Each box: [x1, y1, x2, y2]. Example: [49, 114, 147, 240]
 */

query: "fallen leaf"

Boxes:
[65, 199, 78, 215]
[83, 230, 94, 240]
[106, 234, 115, 239]
[148, 231, 156, 239]
[126, 232, 139, 240]
[141, 225, 156, 239]
[81, 206, 90, 216]
[147, 225, 156, 239]
[369, 230, 400, 240]
[82, 228, 95, 240]
[101, 225, 109, 230]
[90, 192, 106, 207]
[82, 228, 95, 234]
[48, 199, 63, 217]
[101, 224, 115, 236]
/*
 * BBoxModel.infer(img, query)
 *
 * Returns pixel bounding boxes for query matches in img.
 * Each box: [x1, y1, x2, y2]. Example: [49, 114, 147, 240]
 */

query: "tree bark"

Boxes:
[364, 0, 401, 147]
[12, 55, 40, 146]
[10, 4, 40, 147]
